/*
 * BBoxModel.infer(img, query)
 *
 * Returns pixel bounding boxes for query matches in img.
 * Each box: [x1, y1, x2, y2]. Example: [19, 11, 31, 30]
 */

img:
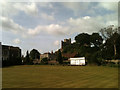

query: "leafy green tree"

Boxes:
[41, 57, 49, 64]
[62, 44, 74, 53]
[116, 33, 120, 59]
[100, 26, 120, 59]
[56, 49, 63, 64]
[100, 25, 115, 40]
[74, 52, 83, 57]
[30, 49, 40, 60]
[90, 33, 103, 47]
[24, 50, 32, 64]
[91, 51, 103, 65]
[105, 33, 120, 59]
[75, 33, 90, 46]
[26, 50, 29, 62]
[85, 51, 103, 65]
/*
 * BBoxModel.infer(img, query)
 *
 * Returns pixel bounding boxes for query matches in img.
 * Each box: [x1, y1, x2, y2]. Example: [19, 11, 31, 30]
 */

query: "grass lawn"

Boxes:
[2, 65, 118, 88]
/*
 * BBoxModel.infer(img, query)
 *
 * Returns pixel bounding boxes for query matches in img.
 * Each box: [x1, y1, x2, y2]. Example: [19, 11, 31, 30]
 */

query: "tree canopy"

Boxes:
[90, 33, 103, 47]
[75, 33, 90, 46]
[56, 49, 63, 64]
[62, 26, 120, 65]
[30, 49, 40, 60]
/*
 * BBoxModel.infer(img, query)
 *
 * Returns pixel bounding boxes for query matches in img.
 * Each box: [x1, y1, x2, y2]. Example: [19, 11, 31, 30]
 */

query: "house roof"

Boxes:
[62, 52, 77, 58]
[70, 57, 85, 60]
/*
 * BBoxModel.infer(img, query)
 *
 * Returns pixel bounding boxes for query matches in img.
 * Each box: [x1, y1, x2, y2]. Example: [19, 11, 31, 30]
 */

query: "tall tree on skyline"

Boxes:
[75, 33, 90, 46]
[100, 26, 120, 59]
[56, 49, 63, 64]
[30, 49, 40, 60]
[90, 33, 103, 47]
[24, 50, 31, 64]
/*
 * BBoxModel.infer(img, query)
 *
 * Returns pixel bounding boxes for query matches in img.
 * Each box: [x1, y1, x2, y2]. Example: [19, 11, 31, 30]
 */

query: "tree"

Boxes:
[100, 26, 120, 59]
[105, 33, 120, 59]
[24, 50, 31, 64]
[100, 25, 115, 40]
[90, 33, 103, 47]
[41, 57, 49, 64]
[75, 33, 90, 46]
[30, 49, 40, 60]
[56, 49, 63, 64]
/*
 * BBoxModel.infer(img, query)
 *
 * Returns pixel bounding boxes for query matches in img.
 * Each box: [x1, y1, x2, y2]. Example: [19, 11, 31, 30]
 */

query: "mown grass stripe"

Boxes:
[2, 65, 118, 88]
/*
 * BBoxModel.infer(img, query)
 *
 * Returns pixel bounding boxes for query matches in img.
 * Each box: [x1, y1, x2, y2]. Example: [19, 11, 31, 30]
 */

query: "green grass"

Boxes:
[2, 65, 118, 88]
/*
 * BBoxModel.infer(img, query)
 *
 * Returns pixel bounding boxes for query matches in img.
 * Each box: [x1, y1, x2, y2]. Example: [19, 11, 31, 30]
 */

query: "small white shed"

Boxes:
[70, 57, 85, 65]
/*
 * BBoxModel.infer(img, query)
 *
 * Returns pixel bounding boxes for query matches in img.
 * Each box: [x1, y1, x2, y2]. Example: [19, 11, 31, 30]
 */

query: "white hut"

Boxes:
[70, 57, 85, 65]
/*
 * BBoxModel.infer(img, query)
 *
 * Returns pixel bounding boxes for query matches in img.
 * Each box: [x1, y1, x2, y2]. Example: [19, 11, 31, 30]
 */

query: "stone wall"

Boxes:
[2, 45, 21, 61]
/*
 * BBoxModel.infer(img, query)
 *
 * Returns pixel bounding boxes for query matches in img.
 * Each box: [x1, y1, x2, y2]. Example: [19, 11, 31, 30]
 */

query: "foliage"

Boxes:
[101, 32, 120, 59]
[62, 57, 68, 60]
[56, 49, 63, 64]
[99, 26, 120, 60]
[24, 50, 33, 65]
[30, 49, 40, 60]
[85, 51, 103, 66]
[62, 26, 120, 65]
[75, 33, 90, 46]
[90, 33, 103, 47]
[41, 57, 49, 64]
[2, 26, 120, 67]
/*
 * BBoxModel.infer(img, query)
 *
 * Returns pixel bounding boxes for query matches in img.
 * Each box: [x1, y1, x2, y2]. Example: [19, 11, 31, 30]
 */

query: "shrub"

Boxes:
[62, 57, 68, 60]
[41, 58, 49, 64]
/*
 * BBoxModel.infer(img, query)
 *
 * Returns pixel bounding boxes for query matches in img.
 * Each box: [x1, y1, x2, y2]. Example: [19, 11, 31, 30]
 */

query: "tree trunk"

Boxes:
[113, 40, 117, 57]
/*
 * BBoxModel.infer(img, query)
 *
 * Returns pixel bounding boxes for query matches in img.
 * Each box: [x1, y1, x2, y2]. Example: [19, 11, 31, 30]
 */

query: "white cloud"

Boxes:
[28, 24, 69, 36]
[1, 16, 68, 37]
[61, 2, 118, 17]
[1, 1, 18, 16]
[54, 40, 60, 46]
[1, 1, 55, 21]
[68, 17, 103, 34]
[1, 16, 26, 33]
[40, 13, 54, 21]
[106, 21, 118, 26]
[0, 16, 29, 38]
[14, 3, 38, 16]
[1, 13, 117, 39]
[13, 38, 21, 44]
[27, 14, 117, 36]
[1, 1, 38, 17]
[98, 2, 118, 11]
[38, 2, 53, 8]
[67, 14, 117, 34]
[83, 16, 91, 20]
[61, 2, 90, 15]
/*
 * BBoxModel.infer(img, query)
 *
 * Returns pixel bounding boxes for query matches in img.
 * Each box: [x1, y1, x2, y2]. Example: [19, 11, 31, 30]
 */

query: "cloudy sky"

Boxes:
[0, 1, 118, 55]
